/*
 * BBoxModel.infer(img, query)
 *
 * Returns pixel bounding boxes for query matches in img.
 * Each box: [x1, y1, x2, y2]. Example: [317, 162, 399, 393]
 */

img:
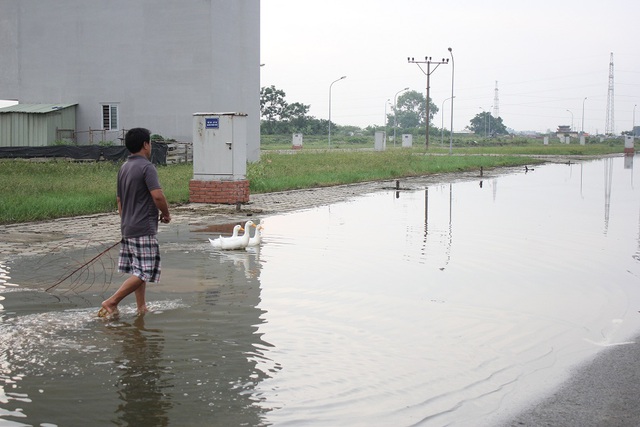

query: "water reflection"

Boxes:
[144, 226, 277, 426]
[0, 233, 275, 426]
[0, 261, 30, 425]
[422, 185, 454, 268]
[1, 156, 640, 426]
[604, 157, 614, 233]
[253, 156, 640, 426]
[109, 316, 171, 426]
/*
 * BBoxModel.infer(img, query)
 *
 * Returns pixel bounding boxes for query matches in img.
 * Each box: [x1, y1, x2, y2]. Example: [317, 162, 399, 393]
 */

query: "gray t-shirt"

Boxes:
[116, 155, 162, 238]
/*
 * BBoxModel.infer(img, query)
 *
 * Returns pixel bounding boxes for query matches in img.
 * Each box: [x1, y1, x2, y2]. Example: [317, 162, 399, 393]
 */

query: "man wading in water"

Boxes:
[98, 127, 171, 318]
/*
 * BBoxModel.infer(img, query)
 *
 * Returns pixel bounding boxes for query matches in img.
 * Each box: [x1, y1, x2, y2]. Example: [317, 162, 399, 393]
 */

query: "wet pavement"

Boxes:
[0, 154, 604, 257]
[0, 169, 495, 257]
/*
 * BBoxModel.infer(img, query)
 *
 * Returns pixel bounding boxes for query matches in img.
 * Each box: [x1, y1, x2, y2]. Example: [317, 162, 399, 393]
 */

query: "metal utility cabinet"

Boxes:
[192, 112, 247, 180]
[402, 134, 413, 148]
[189, 112, 250, 204]
[374, 131, 386, 151]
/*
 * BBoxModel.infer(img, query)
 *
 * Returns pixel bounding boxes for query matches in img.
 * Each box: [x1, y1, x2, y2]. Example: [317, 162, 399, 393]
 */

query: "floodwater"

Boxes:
[2, 156, 640, 426]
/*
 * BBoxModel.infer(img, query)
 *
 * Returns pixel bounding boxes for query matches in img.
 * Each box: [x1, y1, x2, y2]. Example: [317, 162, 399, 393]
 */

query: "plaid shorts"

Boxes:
[118, 235, 161, 283]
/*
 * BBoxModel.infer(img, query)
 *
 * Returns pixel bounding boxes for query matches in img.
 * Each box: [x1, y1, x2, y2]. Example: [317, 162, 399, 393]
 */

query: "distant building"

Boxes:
[556, 125, 578, 139]
[0, 104, 77, 147]
[0, 1, 260, 161]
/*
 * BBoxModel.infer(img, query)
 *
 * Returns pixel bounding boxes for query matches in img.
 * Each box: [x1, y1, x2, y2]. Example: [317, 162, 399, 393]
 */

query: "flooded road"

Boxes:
[2, 156, 640, 426]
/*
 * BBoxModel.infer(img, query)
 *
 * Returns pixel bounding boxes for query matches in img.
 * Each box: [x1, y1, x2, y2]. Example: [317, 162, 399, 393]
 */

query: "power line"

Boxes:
[408, 56, 449, 149]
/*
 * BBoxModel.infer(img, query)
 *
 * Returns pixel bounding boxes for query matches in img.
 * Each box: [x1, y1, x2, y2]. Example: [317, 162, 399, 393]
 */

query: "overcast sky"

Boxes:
[3, 1, 637, 135]
[261, 0, 640, 134]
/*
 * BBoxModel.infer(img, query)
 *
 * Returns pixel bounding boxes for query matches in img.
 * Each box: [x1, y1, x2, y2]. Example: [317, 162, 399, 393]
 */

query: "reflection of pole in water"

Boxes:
[424, 188, 429, 242]
[604, 157, 614, 234]
[568, 161, 573, 181]
[423, 186, 453, 267]
[449, 183, 452, 224]
[624, 154, 634, 188]
[420, 188, 429, 262]
[444, 183, 453, 267]
[492, 179, 498, 202]
[580, 163, 584, 198]
[635, 204, 640, 262]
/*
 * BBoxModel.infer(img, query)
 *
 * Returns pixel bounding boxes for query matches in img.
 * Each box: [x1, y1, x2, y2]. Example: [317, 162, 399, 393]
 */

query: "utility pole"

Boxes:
[408, 56, 449, 149]
[328, 75, 346, 148]
[493, 81, 499, 118]
[605, 52, 615, 135]
[582, 97, 587, 134]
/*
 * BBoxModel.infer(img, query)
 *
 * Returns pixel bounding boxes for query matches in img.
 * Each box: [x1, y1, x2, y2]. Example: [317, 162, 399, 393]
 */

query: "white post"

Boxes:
[374, 131, 386, 151]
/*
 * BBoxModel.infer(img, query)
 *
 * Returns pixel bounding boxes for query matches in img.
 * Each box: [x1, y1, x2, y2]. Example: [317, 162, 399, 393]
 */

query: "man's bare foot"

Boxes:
[98, 301, 119, 318]
[137, 305, 149, 316]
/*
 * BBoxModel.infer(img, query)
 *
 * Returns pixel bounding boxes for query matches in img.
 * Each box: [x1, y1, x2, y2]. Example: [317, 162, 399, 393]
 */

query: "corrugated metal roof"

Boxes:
[0, 103, 78, 114]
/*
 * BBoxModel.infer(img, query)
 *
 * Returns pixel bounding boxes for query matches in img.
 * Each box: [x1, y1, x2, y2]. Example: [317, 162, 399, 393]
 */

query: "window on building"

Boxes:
[102, 104, 119, 130]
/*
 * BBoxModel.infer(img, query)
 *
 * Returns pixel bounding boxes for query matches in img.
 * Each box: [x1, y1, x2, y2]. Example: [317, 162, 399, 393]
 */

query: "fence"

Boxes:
[57, 128, 126, 145]
[165, 142, 193, 164]
[0, 143, 169, 165]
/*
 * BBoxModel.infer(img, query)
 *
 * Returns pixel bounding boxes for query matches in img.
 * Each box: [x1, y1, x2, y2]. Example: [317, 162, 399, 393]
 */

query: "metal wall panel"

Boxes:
[0, 105, 77, 147]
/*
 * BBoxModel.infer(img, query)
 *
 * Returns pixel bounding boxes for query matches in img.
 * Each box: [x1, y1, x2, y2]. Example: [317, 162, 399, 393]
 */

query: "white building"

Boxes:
[0, 0, 260, 161]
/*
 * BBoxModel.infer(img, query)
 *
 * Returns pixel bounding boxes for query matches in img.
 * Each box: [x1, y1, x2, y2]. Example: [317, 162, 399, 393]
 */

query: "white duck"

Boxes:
[208, 224, 242, 249]
[209, 221, 256, 250]
[247, 225, 264, 247]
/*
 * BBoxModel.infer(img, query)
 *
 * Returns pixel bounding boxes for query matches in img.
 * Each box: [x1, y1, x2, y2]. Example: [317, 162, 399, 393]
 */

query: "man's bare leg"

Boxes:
[101, 275, 145, 315]
[135, 282, 148, 314]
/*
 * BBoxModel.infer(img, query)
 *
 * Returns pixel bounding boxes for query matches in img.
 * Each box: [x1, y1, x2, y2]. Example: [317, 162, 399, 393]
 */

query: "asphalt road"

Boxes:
[503, 338, 640, 427]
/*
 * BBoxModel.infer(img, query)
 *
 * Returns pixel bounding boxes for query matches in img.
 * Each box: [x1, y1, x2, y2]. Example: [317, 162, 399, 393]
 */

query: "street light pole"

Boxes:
[566, 109, 574, 132]
[408, 55, 449, 150]
[448, 47, 454, 155]
[393, 87, 409, 147]
[328, 75, 346, 148]
[581, 97, 587, 134]
[479, 107, 487, 137]
[441, 96, 454, 146]
[634, 104, 637, 136]
[384, 99, 391, 129]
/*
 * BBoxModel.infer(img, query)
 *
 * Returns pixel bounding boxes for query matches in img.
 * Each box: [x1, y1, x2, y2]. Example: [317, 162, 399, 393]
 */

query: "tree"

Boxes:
[283, 102, 310, 133]
[260, 85, 313, 134]
[468, 112, 508, 136]
[389, 90, 438, 129]
[260, 85, 288, 134]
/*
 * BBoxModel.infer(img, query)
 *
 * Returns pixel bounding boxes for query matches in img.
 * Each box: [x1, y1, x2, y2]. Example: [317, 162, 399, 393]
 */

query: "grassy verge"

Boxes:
[0, 160, 194, 224]
[248, 150, 536, 193]
[0, 144, 620, 224]
[0, 161, 120, 223]
[260, 133, 626, 155]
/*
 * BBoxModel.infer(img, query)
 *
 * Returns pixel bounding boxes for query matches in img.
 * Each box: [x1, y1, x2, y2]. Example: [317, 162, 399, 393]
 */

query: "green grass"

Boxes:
[0, 160, 194, 224]
[0, 142, 624, 224]
[247, 150, 536, 193]
[0, 161, 119, 223]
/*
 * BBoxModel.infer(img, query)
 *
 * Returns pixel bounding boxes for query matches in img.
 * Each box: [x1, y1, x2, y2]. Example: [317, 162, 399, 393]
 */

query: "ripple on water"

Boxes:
[2, 158, 640, 426]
